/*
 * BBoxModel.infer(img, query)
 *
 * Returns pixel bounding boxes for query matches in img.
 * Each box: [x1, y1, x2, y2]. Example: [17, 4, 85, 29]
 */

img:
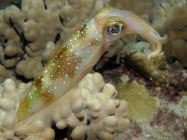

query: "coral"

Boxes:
[0, 73, 129, 140]
[116, 80, 158, 121]
[124, 41, 169, 82]
[111, 0, 156, 18]
[0, 79, 30, 126]
[149, 1, 187, 67]
[0, 0, 20, 9]
[0, 0, 110, 81]
[42, 41, 56, 63]
[2, 118, 55, 140]
[150, 0, 185, 32]
[161, 3, 187, 67]
[0, 64, 13, 83]
[15, 56, 43, 79]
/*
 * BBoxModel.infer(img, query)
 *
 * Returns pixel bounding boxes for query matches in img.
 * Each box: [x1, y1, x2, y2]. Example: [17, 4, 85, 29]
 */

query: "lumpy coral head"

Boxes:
[15, 7, 164, 123]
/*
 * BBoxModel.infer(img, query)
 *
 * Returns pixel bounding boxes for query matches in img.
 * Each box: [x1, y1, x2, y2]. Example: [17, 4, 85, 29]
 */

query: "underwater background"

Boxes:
[0, 0, 186, 140]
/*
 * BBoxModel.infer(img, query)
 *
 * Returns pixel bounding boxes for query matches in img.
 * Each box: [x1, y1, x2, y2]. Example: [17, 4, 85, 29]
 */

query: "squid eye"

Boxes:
[106, 23, 125, 36]
[108, 25, 120, 33]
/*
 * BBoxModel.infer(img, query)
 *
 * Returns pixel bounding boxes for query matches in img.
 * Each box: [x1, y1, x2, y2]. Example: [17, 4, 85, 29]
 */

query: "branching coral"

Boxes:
[0, 79, 29, 127]
[147, 1, 187, 67]
[15, 56, 43, 79]
[0, 0, 109, 81]
[111, 0, 156, 17]
[149, 0, 185, 32]
[161, 3, 187, 67]
[0, 73, 129, 140]
[0, 64, 13, 83]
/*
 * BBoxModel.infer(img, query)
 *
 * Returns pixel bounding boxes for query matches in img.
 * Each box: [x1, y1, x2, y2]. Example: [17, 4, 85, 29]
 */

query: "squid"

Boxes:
[15, 7, 166, 123]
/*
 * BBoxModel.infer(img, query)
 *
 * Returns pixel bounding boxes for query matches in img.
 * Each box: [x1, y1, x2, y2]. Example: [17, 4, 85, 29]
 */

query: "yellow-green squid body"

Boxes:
[16, 7, 166, 123]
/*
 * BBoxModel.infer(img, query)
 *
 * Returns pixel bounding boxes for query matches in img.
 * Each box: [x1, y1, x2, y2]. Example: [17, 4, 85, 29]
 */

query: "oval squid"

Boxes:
[15, 7, 166, 123]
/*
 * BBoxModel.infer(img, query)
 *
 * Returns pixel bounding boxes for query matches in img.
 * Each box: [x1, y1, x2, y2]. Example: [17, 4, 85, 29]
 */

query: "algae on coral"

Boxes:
[116, 81, 158, 121]
[124, 41, 169, 82]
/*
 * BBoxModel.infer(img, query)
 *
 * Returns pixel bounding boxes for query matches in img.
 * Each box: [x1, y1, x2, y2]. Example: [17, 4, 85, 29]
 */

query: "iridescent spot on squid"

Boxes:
[76, 23, 87, 40]
[65, 74, 69, 78]
[76, 66, 79, 70]
[29, 94, 32, 99]
[47, 45, 82, 81]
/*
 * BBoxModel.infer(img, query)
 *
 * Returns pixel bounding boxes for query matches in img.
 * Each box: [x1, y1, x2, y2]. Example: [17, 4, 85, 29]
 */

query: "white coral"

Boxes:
[0, 73, 129, 140]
